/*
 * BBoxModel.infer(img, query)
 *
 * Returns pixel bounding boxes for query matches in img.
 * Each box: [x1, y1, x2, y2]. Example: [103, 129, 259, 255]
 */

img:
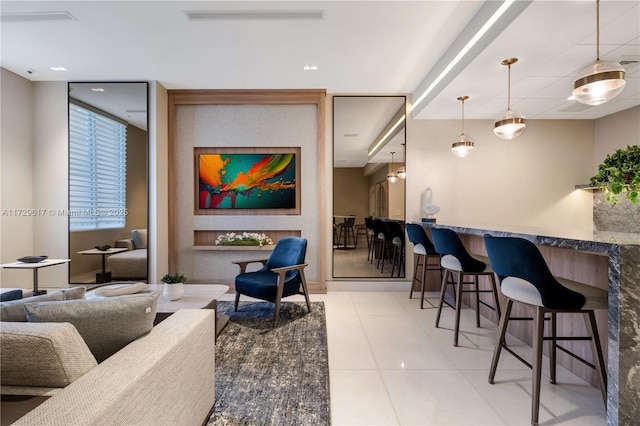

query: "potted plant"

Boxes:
[590, 145, 640, 206]
[161, 273, 187, 301]
[215, 232, 273, 247]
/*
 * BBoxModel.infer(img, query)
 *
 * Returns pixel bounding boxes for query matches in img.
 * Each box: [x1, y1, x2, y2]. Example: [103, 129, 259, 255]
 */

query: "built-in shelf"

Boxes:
[191, 245, 275, 251]
[575, 184, 600, 190]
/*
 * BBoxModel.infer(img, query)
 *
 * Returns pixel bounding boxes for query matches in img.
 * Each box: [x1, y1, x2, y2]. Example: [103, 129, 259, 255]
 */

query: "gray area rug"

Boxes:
[207, 301, 331, 426]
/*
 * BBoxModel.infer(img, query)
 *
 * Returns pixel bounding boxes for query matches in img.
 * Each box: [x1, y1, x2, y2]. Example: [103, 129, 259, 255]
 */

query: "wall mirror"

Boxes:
[333, 96, 406, 279]
[68, 82, 148, 285]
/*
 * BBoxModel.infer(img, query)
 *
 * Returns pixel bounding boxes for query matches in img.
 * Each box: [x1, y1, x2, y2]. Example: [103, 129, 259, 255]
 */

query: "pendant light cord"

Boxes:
[461, 98, 465, 134]
[596, 0, 600, 61]
[507, 63, 512, 111]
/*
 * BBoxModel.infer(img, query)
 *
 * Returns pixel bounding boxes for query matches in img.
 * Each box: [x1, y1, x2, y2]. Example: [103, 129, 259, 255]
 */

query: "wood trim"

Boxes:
[167, 89, 326, 286]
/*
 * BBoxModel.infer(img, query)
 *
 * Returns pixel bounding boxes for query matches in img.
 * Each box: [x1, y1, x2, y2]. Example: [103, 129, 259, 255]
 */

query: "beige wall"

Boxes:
[333, 167, 369, 224]
[1, 69, 35, 288]
[594, 105, 640, 169]
[405, 114, 595, 232]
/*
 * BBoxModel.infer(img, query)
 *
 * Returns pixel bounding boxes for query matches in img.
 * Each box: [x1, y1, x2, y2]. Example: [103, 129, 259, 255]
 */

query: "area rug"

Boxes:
[207, 301, 331, 426]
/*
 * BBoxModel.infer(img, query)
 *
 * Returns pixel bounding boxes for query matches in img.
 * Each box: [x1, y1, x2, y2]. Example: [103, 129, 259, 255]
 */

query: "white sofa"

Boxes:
[2, 309, 215, 425]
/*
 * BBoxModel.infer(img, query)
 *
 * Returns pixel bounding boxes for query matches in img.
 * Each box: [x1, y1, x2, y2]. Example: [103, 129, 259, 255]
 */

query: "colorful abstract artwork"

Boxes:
[198, 152, 297, 209]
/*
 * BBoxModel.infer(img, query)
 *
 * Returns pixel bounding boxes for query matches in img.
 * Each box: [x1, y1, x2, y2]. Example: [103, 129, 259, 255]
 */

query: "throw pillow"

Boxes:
[0, 322, 97, 388]
[24, 293, 159, 363]
[92, 282, 149, 297]
[131, 229, 148, 249]
[0, 289, 23, 302]
[0, 291, 65, 322]
[60, 286, 86, 300]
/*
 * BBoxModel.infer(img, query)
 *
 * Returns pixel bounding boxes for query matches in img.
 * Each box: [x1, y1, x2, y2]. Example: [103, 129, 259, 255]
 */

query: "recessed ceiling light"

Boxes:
[303, 65, 318, 71]
[91, 88, 105, 92]
[50, 66, 67, 71]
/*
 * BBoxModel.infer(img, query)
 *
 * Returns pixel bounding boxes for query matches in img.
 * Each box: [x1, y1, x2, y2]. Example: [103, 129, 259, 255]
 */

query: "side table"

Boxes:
[77, 248, 128, 283]
[0, 259, 71, 295]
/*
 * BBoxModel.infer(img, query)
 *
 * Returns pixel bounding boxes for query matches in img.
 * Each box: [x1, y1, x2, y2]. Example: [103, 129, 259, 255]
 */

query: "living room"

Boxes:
[2, 1, 639, 425]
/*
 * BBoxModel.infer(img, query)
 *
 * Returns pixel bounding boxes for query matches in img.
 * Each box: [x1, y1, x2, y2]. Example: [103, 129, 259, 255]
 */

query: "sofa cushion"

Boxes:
[0, 287, 86, 322]
[131, 229, 147, 249]
[24, 293, 159, 363]
[0, 290, 23, 302]
[1, 293, 65, 322]
[0, 322, 98, 388]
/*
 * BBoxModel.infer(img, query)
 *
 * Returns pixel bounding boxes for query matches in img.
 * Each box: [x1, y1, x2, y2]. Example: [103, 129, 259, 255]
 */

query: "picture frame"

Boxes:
[194, 147, 301, 215]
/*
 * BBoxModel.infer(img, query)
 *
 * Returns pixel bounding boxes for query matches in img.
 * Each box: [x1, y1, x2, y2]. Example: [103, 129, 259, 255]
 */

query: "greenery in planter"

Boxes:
[215, 232, 273, 247]
[161, 273, 187, 284]
[590, 145, 640, 206]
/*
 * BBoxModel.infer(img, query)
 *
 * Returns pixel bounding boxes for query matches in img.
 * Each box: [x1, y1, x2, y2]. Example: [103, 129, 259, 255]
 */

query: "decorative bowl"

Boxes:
[94, 245, 112, 251]
[17, 255, 48, 263]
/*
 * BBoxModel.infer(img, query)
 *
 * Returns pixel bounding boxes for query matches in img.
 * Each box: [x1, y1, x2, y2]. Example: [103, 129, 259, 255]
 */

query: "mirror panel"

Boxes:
[68, 82, 148, 285]
[333, 96, 406, 279]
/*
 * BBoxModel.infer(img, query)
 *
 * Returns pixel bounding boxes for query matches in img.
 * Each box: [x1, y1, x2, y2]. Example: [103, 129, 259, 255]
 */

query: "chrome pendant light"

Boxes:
[572, 0, 626, 106]
[494, 58, 526, 140]
[397, 143, 406, 179]
[452, 96, 474, 158]
[387, 151, 398, 182]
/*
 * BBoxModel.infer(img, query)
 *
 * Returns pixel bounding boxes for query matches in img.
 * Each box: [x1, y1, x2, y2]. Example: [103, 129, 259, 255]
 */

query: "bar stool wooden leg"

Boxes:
[420, 255, 428, 309]
[584, 310, 608, 405]
[489, 273, 501, 321]
[532, 306, 546, 425]
[550, 312, 557, 384]
[489, 298, 513, 384]
[435, 269, 450, 328]
[454, 270, 464, 347]
[474, 275, 481, 327]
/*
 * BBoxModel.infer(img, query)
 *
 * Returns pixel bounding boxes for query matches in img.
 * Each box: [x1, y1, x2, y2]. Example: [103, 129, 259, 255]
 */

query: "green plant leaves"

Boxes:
[590, 145, 640, 206]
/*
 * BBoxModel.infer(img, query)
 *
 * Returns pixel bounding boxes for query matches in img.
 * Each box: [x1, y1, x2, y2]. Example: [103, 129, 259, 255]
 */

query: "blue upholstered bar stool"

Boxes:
[405, 224, 443, 309]
[484, 234, 607, 425]
[431, 228, 502, 346]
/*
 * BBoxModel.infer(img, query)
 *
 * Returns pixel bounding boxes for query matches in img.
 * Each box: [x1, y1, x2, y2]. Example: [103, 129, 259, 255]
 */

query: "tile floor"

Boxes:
[222, 290, 607, 425]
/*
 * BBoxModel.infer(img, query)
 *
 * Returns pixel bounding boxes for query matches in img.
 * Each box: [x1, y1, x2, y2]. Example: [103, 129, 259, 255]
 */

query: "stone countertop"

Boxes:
[420, 222, 640, 248]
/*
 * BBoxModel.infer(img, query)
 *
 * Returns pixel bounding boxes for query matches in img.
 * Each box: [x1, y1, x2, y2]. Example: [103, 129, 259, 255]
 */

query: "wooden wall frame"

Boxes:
[167, 89, 327, 288]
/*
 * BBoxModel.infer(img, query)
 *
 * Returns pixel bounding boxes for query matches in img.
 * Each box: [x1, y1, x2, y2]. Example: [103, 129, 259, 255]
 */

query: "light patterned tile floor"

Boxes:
[223, 289, 608, 425]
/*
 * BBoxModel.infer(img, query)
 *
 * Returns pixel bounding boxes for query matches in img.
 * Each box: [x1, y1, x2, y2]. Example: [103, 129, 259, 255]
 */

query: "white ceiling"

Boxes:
[2, 0, 639, 167]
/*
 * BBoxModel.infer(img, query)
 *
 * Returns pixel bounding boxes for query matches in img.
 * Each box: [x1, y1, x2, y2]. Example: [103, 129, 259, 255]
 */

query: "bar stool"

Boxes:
[364, 217, 376, 260]
[405, 224, 443, 309]
[431, 227, 502, 346]
[388, 221, 405, 277]
[483, 234, 607, 425]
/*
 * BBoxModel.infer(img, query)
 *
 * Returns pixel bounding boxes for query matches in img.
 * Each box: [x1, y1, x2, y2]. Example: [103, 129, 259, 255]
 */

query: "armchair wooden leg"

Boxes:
[234, 292, 240, 311]
[300, 272, 311, 313]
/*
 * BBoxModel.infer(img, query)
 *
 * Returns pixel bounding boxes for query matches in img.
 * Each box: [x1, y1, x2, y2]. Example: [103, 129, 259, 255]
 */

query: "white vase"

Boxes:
[163, 282, 184, 301]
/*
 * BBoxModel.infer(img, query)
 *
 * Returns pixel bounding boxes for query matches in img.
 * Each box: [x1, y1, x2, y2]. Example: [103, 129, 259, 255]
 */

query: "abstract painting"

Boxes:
[196, 148, 299, 213]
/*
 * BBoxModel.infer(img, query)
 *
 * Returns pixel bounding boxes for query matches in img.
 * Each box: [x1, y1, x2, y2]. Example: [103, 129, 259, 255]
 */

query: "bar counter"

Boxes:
[422, 223, 640, 426]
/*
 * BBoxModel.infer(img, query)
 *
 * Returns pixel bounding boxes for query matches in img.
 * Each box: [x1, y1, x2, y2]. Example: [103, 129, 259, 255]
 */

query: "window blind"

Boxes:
[69, 103, 127, 231]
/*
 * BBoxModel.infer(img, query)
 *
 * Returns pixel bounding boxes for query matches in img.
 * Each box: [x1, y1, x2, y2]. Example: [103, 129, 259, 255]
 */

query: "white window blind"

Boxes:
[69, 103, 127, 231]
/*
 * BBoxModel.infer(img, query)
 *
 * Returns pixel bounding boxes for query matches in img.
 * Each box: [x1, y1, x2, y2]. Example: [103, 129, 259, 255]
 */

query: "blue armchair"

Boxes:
[232, 237, 311, 326]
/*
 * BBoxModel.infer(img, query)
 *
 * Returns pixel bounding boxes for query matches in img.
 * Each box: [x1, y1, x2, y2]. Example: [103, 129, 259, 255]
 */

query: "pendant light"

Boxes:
[387, 151, 398, 182]
[452, 96, 474, 158]
[494, 58, 526, 140]
[397, 143, 406, 179]
[572, 0, 626, 106]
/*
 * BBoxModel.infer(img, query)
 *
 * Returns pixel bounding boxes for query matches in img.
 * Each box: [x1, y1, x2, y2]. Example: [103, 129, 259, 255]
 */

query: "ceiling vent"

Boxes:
[0, 11, 76, 23]
[184, 10, 324, 21]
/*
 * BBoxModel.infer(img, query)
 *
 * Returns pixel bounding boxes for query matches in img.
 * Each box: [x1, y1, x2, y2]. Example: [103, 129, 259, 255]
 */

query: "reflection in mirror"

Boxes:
[68, 82, 148, 285]
[333, 96, 406, 279]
